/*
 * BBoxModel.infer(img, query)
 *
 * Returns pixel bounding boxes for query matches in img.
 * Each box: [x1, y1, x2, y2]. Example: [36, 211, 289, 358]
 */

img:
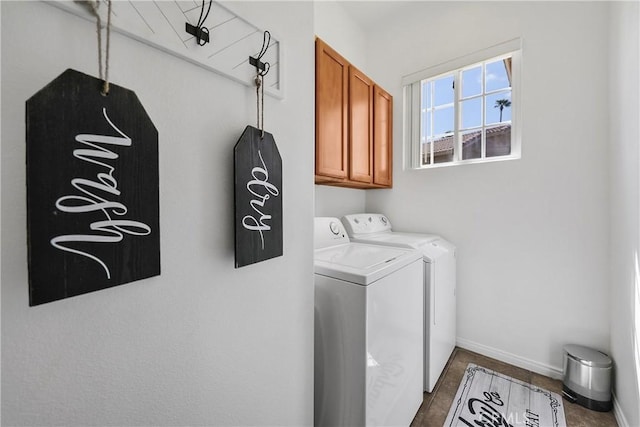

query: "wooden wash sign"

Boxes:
[234, 126, 283, 268]
[26, 69, 161, 306]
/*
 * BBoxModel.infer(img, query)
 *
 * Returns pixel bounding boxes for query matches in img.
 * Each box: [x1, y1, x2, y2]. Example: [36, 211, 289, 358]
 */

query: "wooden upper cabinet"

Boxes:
[315, 37, 393, 189]
[315, 38, 348, 179]
[348, 66, 374, 184]
[373, 85, 393, 187]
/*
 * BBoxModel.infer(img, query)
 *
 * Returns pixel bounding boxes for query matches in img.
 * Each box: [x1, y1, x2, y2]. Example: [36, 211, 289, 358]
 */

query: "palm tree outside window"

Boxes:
[494, 98, 512, 122]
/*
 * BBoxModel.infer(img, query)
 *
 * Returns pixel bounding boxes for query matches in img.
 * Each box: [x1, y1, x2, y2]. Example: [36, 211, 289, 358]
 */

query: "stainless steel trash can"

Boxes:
[562, 344, 612, 412]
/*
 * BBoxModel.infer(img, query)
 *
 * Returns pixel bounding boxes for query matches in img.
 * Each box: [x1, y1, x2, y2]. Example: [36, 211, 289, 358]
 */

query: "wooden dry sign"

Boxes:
[234, 126, 282, 268]
[26, 69, 160, 306]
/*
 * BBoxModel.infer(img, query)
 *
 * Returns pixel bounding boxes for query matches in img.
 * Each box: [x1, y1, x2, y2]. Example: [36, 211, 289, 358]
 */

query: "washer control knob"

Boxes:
[329, 221, 340, 235]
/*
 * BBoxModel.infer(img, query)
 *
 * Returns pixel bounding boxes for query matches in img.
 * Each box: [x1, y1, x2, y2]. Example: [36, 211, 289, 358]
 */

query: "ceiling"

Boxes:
[338, 1, 412, 31]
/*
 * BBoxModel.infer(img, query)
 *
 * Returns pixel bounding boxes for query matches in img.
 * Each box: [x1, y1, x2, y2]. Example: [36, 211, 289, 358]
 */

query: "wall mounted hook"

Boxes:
[186, 0, 212, 46]
[249, 30, 271, 76]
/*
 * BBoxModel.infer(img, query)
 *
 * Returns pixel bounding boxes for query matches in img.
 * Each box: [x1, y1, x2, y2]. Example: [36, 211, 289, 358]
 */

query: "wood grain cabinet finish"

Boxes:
[315, 37, 393, 189]
[348, 66, 374, 184]
[373, 85, 393, 187]
[315, 38, 348, 180]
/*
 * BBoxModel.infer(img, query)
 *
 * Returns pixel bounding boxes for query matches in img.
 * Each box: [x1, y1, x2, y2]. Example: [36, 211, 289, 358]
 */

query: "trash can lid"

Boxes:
[564, 344, 612, 368]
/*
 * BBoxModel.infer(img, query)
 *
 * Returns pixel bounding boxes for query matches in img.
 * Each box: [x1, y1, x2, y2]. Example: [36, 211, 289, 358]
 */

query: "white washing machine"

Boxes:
[314, 217, 424, 427]
[342, 213, 457, 393]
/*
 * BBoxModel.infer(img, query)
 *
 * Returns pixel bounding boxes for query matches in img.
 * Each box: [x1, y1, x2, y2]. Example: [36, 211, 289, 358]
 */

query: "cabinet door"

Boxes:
[315, 38, 348, 179]
[349, 66, 373, 184]
[373, 85, 393, 187]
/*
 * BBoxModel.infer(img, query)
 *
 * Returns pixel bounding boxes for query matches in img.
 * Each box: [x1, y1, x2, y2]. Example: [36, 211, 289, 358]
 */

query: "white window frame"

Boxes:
[403, 38, 522, 169]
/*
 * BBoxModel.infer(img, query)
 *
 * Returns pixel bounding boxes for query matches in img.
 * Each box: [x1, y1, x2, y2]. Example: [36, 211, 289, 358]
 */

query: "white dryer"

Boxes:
[342, 213, 457, 393]
[314, 217, 423, 427]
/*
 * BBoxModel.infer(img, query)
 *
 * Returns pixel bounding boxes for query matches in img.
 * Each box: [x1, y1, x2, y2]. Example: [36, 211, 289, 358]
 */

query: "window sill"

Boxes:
[410, 153, 521, 170]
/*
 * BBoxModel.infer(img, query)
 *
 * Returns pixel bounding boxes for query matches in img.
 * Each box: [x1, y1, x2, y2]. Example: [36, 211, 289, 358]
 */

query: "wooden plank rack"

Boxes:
[46, 0, 283, 99]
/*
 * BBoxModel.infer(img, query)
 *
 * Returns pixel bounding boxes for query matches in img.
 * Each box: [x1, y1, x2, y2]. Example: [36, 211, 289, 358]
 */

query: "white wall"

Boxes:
[0, 2, 3, 424]
[313, 1, 367, 219]
[313, 1, 367, 72]
[1, 1, 315, 425]
[609, 1, 640, 425]
[366, 2, 611, 376]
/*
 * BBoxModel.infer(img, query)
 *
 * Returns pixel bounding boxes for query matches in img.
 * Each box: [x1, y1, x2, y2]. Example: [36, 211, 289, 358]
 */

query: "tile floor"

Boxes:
[411, 347, 618, 427]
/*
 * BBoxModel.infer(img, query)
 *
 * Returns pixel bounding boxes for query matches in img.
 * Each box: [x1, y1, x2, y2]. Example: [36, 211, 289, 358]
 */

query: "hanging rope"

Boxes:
[255, 73, 265, 138]
[251, 30, 271, 139]
[87, 0, 112, 95]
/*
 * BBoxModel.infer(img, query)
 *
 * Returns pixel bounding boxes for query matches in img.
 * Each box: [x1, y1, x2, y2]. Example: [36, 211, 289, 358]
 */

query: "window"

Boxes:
[404, 39, 521, 168]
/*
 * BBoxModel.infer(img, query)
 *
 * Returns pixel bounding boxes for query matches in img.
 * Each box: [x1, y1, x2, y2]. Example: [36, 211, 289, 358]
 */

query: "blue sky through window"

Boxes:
[462, 66, 481, 98]
[434, 75, 454, 106]
[486, 59, 510, 92]
[421, 57, 512, 140]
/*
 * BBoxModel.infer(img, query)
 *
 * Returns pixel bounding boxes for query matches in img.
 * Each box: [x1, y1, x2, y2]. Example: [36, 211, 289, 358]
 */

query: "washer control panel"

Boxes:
[342, 213, 393, 236]
[314, 217, 350, 249]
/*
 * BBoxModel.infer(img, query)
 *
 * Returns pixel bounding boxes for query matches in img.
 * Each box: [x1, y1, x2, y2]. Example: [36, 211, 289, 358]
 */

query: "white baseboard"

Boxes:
[613, 393, 630, 427]
[456, 337, 564, 380]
